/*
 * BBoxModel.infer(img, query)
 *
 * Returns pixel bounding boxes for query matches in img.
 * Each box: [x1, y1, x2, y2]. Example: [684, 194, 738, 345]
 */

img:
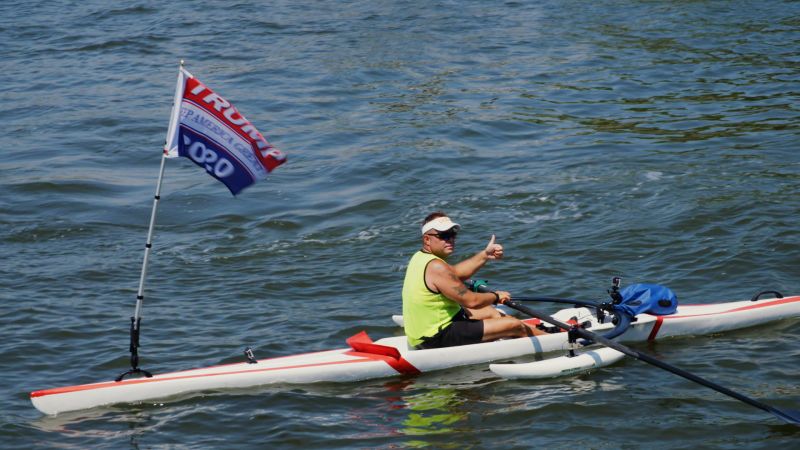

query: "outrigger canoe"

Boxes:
[30, 295, 800, 416]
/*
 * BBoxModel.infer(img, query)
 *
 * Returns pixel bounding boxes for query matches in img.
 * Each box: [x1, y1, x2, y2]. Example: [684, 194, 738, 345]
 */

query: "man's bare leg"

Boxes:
[464, 305, 504, 320]
[481, 316, 547, 341]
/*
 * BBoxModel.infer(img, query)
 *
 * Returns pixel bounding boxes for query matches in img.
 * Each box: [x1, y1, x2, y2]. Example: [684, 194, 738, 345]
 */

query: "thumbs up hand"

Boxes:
[484, 234, 504, 260]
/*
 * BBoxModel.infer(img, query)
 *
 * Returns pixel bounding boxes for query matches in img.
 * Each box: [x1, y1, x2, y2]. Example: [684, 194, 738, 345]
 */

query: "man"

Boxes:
[402, 212, 545, 349]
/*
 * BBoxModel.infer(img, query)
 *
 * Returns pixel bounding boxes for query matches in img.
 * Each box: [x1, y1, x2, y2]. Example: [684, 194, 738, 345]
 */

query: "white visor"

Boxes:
[421, 216, 461, 235]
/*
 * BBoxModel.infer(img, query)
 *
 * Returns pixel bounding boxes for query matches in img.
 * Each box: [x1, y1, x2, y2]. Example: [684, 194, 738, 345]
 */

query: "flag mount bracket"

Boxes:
[116, 317, 153, 382]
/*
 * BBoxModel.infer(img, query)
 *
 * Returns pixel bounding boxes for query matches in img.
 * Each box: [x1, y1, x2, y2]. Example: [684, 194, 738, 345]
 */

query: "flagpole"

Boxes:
[117, 154, 167, 382]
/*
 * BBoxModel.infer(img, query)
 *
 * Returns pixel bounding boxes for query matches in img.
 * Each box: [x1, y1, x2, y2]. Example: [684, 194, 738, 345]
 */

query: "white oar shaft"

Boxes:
[133, 153, 167, 327]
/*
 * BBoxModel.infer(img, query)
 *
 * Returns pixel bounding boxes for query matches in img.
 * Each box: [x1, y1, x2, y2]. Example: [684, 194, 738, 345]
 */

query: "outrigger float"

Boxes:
[30, 285, 800, 417]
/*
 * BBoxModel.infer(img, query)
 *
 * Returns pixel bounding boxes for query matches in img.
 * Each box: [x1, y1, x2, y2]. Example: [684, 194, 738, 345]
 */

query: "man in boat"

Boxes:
[402, 212, 545, 349]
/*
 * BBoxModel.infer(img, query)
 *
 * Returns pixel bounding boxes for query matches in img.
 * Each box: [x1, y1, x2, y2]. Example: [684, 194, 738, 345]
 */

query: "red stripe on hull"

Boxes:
[647, 316, 664, 341]
[31, 356, 374, 399]
[664, 297, 800, 320]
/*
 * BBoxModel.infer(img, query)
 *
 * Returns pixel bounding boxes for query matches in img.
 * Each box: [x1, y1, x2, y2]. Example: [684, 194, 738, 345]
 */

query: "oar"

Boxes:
[513, 296, 601, 309]
[467, 281, 602, 309]
[498, 296, 800, 425]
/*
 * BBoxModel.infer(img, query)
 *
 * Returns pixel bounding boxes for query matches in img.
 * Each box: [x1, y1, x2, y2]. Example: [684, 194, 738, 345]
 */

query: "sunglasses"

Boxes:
[430, 230, 458, 241]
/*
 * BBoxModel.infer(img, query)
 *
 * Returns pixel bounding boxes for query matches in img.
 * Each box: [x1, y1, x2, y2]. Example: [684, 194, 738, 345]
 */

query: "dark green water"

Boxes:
[1, 0, 799, 448]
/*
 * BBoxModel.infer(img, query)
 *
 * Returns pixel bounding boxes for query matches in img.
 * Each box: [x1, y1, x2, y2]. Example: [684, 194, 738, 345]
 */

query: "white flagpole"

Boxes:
[135, 153, 167, 321]
[117, 61, 184, 381]
[116, 154, 166, 381]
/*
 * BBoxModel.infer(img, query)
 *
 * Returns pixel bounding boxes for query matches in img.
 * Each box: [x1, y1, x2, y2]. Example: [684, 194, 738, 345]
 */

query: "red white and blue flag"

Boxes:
[164, 67, 286, 195]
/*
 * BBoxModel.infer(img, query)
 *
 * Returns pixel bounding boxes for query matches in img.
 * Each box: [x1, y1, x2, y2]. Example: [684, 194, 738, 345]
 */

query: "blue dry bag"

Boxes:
[616, 283, 678, 317]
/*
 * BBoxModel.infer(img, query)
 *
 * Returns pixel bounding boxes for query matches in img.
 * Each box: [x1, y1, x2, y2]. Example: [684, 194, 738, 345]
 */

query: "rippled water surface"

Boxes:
[2, 0, 799, 448]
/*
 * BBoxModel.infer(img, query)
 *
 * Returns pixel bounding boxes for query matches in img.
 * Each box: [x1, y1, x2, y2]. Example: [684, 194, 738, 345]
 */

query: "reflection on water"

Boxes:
[400, 389, 467, 436]
[362, 369, 630, 446]
[30, 407, 157, 444]
[379, 378, 473, 449]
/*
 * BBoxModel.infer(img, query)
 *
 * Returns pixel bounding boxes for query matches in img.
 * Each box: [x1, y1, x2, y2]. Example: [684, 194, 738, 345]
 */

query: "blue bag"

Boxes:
[616, 283, 678, 317]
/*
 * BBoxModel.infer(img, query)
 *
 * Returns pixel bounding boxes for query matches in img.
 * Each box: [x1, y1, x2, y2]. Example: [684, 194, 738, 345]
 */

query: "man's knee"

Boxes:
[467, 306, 503, 320]
[500, 317, 528, 336]
[513, 318, 530, 336]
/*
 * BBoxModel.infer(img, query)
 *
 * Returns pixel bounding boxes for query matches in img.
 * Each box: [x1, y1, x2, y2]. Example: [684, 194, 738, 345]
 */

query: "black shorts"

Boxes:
[417, 309, 484, 349]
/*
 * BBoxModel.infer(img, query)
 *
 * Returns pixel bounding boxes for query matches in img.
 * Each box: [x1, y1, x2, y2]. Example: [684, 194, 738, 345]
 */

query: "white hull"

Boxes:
[31, 296, 800, 415]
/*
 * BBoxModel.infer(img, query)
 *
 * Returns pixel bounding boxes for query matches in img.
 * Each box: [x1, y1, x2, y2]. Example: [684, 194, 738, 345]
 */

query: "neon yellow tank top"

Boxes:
[402, 251, 462, 347]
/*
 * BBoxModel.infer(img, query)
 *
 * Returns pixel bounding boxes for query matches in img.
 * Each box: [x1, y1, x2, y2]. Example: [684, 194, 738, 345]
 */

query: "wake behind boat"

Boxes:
[30, 293, 800, 416]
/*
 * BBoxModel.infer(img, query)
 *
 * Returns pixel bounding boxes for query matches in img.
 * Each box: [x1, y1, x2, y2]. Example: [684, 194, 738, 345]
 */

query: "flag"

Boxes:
[164, 67, 286, 195]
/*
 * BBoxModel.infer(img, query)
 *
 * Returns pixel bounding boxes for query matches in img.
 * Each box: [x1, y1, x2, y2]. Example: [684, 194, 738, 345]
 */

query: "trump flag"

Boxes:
[164, 67, 286, 195]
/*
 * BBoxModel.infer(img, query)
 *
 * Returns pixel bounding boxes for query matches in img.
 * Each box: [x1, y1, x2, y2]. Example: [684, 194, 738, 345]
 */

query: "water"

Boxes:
[2, 0, 799, 447]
